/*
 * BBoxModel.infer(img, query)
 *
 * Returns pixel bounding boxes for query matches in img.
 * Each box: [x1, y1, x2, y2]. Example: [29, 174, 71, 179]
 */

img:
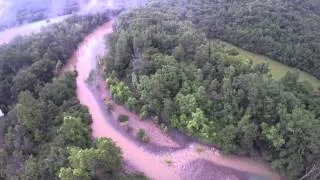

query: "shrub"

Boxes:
[128, 172, 148, 180]
[118, 114, 129, 122]
[121, 121, 132, 132]
[137, 129, 149, 143]
[126, 97, 138, 111]
[160, 123, 169, 133]
[153, 116, 159, 124]
[164, 158, 172, 166]
[196, 145, 204, 153]
[105, 100, 113, 110]
[139, 105, 149, 120]
[142, 135, 149, 143]
[227, 48, 239, 56]
[86, 70, 97, 84]
[163, 126, 169, 133]
[110, 81, 132, 104]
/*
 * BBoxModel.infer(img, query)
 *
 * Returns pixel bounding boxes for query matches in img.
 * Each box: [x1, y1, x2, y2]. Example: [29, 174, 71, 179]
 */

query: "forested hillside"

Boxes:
[0, 13, 145, 180]
[104, 5, 320, 179]
[0, 0, 79, 31]
[151, 0, 320, 79]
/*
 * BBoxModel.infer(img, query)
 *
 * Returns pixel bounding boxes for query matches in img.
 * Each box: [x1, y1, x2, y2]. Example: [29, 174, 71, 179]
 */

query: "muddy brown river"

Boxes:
[0, 17, 281, 180]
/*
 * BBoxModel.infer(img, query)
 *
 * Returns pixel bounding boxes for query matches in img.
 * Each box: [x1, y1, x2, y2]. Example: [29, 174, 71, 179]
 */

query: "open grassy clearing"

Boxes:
[215, 40, 320, 90]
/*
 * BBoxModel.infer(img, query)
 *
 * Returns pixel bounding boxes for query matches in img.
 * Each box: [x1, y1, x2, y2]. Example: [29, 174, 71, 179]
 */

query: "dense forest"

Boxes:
[148, 0, 320, 79]
[0, 13, 145, 180]
[104, 4, 320, 179]
[0, 0, 319, 179]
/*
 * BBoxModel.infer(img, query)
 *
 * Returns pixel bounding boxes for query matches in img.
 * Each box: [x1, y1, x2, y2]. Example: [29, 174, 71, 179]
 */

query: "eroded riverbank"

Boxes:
[63, 20, 281, 180]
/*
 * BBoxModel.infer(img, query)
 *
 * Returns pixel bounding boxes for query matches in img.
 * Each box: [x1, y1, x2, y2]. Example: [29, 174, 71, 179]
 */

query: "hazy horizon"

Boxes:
[0, 0, 146, 30]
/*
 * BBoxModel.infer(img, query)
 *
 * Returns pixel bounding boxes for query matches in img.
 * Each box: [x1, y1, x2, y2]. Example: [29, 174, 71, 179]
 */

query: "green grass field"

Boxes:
[215, 40, 320, 90]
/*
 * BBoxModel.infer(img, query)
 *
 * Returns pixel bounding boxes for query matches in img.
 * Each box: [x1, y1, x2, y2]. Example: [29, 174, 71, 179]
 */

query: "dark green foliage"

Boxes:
[124, 172, 149, 180]
[0, 73, 92, 179]
[118, 114, 129, 122]
[104, 5, 320, 179]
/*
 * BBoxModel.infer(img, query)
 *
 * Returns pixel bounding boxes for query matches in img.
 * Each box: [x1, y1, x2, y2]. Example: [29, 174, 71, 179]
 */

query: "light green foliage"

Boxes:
[15, 91, 43, 133]
[58, 116, 91, 147]
[110, 79, 133, 104]
[176, 93, 197, 115]
[188, 108, 209, 138]
[126, 97, 138, 111]
[59, 167, 90, 180]
[59, 138, 123, 180]
[261, 123, 285, 149]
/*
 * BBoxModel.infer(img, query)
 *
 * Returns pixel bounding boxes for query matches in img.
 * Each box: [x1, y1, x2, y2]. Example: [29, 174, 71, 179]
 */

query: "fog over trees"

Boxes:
[0, 0, 146, 31]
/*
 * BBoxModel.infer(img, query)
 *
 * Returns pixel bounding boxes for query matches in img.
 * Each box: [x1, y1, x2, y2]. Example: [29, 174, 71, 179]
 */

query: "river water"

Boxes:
[62, 20, 282, 180]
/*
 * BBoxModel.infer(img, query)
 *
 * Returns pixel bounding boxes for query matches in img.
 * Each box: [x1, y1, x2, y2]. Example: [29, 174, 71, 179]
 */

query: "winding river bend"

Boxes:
[0, 14, 281, 179]
[63, 20, 282, 180]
